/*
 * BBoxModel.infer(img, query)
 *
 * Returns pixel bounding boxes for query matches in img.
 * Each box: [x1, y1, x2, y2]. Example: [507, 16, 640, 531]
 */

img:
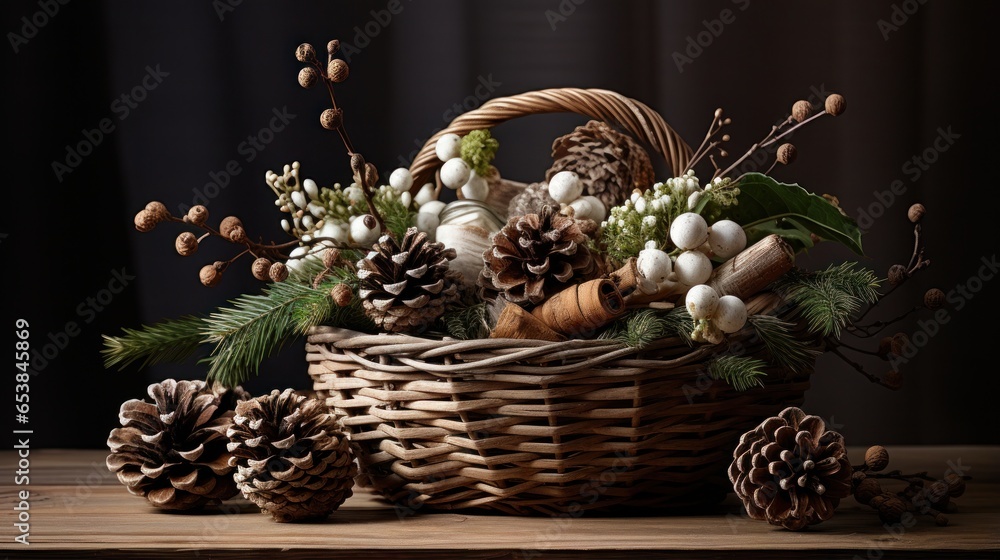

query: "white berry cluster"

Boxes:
[547, 171, 606, 222]
[435, 133, 491, 201]
[684, 284, 748, 344]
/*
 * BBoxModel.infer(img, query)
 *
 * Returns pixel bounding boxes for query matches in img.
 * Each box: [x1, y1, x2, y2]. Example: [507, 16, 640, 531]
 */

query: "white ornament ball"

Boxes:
[435, 133, 462, 162]
[461, 173, 490, 201]
[708, 220, 747, 259]
[418, 200, 447, 217]
[414, 183, 436, 206]
[547, 171, 584, 204]
[685, 284, 720, 320]
[636, 248, 673, 284]
[670, 212, 710, 250]
[714, 295, 748, 333]
[415, 212, 440, 233]
[389, 168, 414, 193]
[674, 250, 713, 286]
[350, 215, 382, 247]
[440, 158, 471, 190]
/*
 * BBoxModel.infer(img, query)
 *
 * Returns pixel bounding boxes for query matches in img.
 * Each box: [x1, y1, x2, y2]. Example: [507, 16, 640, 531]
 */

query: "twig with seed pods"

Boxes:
[295, 40, 386, 232]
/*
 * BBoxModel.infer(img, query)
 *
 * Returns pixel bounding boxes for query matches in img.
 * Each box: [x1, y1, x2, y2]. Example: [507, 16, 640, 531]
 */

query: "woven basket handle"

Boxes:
[407, 87, 693, 193]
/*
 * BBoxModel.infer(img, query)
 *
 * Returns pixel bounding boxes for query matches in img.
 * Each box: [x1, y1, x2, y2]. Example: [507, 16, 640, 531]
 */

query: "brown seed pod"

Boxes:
[269, 262, 289, 282]
[230, 226, 247, 244]
[298, 67, 319, 89]
[876, 494, 908, 524]
[145, 201, 170, 222]
[877, 336, 893, 359]
[219, 216, 244, 240]
[350, 153, 365, 174]
[854, 478, 883, 505]
[776, 143, 797, 165]
[327, 39, 340, 54]
[884, 369, 904, 390]
[295, 43, 316, 62]
[199, 262, 223, 287]
[175, 232, 198, 256]
[320, 108, 342, 130]
[364, 162, 378, 187]
[908, 203, 926, 223]
[791, 100, 813, 123]
[327, 58, 349, 83]
[331, 283, 353, 307]
[890, 333, 910, 356]
[134, 210, 157, 232]
[944, 473, 967, 498]
[887, 264, 908, 286]
[825, 93, 847, 116]
[323, 248, 341, 269]
[924, 288, 945, 309]
[187, 205, 209, 226]
[251, 258, 272, 281]
[865, 445, 890, 471]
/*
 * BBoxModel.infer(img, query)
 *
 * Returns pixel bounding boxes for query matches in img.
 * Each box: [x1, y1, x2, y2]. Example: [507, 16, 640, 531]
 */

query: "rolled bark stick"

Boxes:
[708, 234, 794, 300]
[490, 302, 566, 341]
[531, 278, 625, 336]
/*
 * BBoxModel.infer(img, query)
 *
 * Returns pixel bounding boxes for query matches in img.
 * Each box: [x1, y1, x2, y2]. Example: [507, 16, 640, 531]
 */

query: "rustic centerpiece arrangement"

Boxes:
[104, 39, 951, 521]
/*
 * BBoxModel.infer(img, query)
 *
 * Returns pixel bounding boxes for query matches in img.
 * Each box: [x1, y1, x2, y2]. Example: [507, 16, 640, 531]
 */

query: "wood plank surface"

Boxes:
[0, 447, 997, 559]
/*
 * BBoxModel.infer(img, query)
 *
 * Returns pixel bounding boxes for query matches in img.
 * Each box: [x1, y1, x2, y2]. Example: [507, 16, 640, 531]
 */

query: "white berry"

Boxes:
[708, 220, 747, 259]
[415, 212, 440, 233]
[637, 248, 672, 284]
[400, 191, 412, 208]
[440, 158, 471, 189]
[714, 295, 748, 333]
[461, 173, 490, 201]
[350, 215, 381, 247]
[303, 178, 319, 200]
[414, 183, 436, 206]
[418, 200, 446, 216]
[685, 284, 720, 320]
[670, 212, 709, 250]
[319, 221, 348, 244]
[674, 250, 713, 286]
[389, 168, 413, 193]
[435, 133, 462, 162]
[548, 171, 584, 204]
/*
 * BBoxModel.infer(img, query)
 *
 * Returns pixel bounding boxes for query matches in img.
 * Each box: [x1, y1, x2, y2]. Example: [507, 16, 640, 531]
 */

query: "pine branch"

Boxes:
[776, 264, 881, 337]
[102, 316, 207, 370]
[441, 302, 491, 340]
[600, 307, 692, 348]
[748, 314, 819, 371]
[708, 355, 767, 391]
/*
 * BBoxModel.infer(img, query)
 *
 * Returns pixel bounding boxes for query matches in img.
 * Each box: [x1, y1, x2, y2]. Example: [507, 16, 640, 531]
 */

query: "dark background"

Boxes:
[3, 0, 998, 449]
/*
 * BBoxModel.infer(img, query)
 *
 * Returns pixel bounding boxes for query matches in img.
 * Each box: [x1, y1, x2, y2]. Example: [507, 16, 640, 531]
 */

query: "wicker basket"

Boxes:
[307, 89, 818, 515]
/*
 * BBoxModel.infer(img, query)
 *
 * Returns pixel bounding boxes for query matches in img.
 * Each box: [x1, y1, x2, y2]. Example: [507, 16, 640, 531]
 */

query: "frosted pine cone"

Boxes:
[227, 389, 356, 522]
[106, 379, 247, 510]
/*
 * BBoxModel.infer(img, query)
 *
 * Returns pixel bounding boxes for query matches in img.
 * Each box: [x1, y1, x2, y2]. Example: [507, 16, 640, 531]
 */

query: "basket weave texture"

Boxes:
[308, 88, 817, 514]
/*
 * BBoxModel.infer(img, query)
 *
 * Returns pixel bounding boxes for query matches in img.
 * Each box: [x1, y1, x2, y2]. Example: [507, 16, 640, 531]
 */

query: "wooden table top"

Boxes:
[1, 446, 997, 559]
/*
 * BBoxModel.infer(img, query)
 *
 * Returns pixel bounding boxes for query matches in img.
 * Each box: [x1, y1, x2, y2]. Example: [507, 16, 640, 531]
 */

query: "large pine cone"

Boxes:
[106, 379, 247, 510]
[728, 407, 852, 530]
[356, 227, 461, 333]
[480, 206, 597, 306]
[227, 389, 356, 522]
[546, 120, 654, 211]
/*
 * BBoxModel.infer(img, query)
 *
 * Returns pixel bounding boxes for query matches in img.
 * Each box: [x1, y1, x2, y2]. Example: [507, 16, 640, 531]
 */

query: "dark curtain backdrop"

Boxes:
[4, 0, 998, 448]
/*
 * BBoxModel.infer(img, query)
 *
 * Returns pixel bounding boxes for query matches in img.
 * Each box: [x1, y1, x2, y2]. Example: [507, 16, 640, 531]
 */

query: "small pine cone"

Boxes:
[145, 201, 170, 222]
[134, 210, 157, 232]
[791, 100, 813, 123]
[854, 478, 883, 505]
[924, 288, 945, 309]
[106, 379, 248, 510]
[728, 407, 852, 530]
[507, 182, 560, 218]
[331, 283, 352, 307]
[825, 94, 847, 116]
[908, 203, 926, 223]
[864, 445, 890, 471]
[251, 258, 273, 281]
[200, 262, 224, 287]
[175, 232, 198, 256]
[219, 216, 243, 240]
[546, 120, 654, 211]
[227, 389, 357, 522]
[187, 205, 209, 226]
[480, 206, 598, 306]
[357, 227, 461, 332]
[269, 262, 289, 282]
[887, 264, 908, 286]
[327, 59, 349, 82]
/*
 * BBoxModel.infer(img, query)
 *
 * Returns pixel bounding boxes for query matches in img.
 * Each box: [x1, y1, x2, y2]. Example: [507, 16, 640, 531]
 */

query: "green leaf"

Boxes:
[724, 173, 864, 255]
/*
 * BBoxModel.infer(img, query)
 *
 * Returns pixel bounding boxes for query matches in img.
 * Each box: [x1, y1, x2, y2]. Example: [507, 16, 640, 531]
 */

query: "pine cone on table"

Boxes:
[227, 389, 356, 522]
[356, 227, 461, 333]
[106, 379, 248, 510]
[546, 120, 655, 211]
[728, 407, 852, 530]
[480, 206, 598, 306]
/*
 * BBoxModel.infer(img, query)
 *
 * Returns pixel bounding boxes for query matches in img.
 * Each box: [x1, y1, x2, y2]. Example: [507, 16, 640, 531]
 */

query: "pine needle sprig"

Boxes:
[102, 316, 206, 370]
[600, 307, 692, 348]
[748, 314, 819, 370]
[776, 263, 881, 337]
[708, 355, 767, 391]
[440, 302, 492, 340]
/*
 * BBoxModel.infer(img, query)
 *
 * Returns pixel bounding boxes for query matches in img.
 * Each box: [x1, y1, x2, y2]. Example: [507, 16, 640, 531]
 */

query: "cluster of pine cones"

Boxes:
[107, 379, 356, 522]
